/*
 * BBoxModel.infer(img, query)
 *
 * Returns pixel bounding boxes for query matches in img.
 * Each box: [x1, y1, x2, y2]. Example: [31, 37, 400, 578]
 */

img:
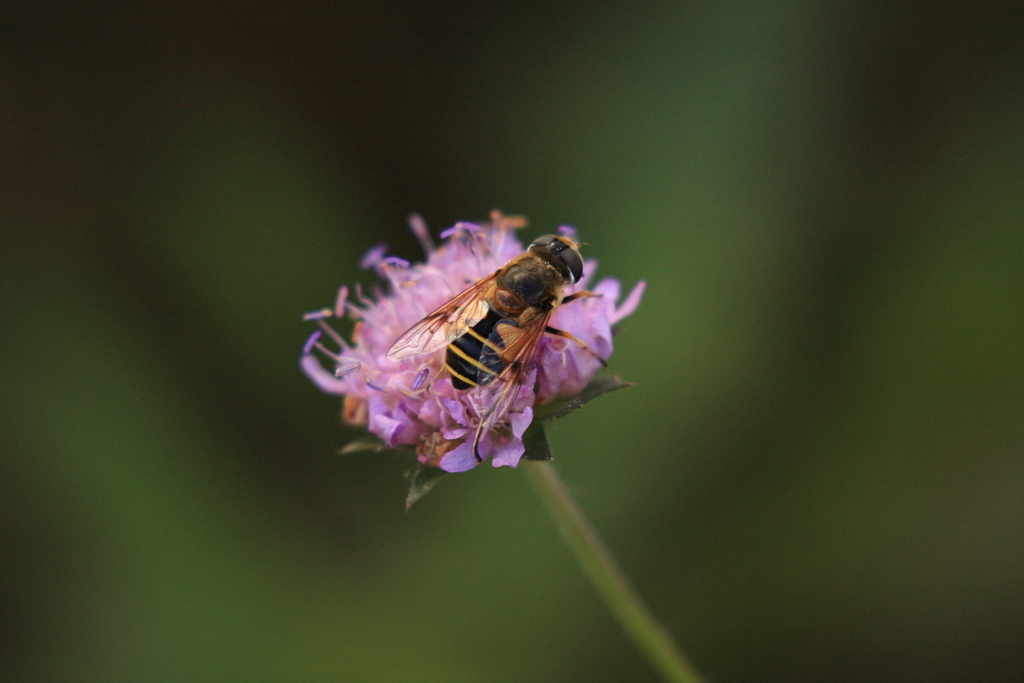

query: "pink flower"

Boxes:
[301, 212, 645, 472]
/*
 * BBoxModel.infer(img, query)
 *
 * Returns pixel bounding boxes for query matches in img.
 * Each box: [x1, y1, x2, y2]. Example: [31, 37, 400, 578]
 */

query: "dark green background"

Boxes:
[3, 2, 1023, 681]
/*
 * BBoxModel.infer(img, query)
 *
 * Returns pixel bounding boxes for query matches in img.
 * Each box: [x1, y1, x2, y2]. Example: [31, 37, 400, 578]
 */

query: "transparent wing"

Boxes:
[471, 309, 552, 458]
[386, 274, 496, 361]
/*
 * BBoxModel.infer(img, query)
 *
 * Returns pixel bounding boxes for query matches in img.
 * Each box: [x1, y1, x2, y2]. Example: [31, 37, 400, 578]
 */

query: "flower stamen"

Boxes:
[408, 213, 435, 255]
[313, 321, 346, 352]
[303, 308, 333, 321]
[334, 362, 360, 377]
[366, 379, 389, 393]
[302, 330, 322, 355]
[334, 285, 349, 318]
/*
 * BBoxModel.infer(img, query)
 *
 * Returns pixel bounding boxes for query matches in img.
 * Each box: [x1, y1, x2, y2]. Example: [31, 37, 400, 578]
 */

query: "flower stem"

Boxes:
[523, 460, 703, 683]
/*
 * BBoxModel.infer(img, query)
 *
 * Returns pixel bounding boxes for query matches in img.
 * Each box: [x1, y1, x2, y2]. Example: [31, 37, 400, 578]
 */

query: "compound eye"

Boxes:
[529, 234, 584, 284]
[559, 245, 584, 284]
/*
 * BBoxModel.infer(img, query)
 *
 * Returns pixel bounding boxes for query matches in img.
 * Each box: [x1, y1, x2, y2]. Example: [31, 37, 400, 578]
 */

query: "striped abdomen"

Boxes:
[446, 309, 506, 389]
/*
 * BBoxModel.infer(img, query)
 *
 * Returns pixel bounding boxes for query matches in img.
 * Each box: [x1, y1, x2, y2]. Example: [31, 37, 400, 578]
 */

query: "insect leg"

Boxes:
[562, 290, 601, 305]
[544, 326, 608, 367]
[472, 422, 486, 462]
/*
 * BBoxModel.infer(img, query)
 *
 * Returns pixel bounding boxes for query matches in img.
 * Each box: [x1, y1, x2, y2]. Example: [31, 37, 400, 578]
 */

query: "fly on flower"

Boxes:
[386, 234, 607, 462]
[301, 211, 645, 474]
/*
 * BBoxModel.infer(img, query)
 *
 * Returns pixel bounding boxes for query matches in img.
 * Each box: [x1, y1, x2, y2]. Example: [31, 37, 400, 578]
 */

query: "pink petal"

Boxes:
[611, 280, 646, 324]
[593, 277, 621, 302]
[490, 407, 533, 468]
[439, 442, 479, 472]
[368, 408, 407, 447]
[300, 354, 349, 395]
[490, 438, 526, 468]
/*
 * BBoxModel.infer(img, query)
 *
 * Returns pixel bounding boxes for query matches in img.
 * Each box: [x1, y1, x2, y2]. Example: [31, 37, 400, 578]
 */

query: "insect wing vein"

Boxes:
[386, 275, 496, 360]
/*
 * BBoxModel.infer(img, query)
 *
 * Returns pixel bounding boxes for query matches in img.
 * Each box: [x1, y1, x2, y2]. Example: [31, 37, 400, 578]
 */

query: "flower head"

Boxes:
[301, 211, 645, 473]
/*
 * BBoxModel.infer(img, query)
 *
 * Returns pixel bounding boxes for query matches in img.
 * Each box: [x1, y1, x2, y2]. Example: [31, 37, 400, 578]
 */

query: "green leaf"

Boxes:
[521, 421, 553, 461]
[534, 375, 633, 422]
[405, 462, 448, 510]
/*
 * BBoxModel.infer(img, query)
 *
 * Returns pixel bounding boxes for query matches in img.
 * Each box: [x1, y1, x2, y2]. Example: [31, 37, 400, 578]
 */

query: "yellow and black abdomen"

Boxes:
[446, 309, 505, 389]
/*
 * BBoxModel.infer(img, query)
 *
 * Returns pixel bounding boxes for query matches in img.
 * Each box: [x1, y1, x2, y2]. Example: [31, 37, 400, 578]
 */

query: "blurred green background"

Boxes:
[3, 2, 1023, 681]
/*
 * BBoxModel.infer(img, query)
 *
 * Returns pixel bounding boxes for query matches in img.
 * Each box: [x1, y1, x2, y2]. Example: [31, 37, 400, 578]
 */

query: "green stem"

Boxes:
[524, 460, 703, 683]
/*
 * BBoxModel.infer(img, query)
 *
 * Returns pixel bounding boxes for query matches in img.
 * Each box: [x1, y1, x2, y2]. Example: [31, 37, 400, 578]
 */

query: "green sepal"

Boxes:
[521, 421, 553, 461]
[340, 438, 437, 509]
[534, 375, 633, 422]
[405, 462, 448, 510]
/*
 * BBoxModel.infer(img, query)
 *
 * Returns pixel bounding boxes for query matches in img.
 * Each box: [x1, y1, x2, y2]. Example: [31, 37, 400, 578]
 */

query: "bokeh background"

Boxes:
[3, 2, 1023, 681]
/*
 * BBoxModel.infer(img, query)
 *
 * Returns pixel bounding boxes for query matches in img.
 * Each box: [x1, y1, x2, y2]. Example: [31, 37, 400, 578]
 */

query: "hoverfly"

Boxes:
[386, 234, 605, 461]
